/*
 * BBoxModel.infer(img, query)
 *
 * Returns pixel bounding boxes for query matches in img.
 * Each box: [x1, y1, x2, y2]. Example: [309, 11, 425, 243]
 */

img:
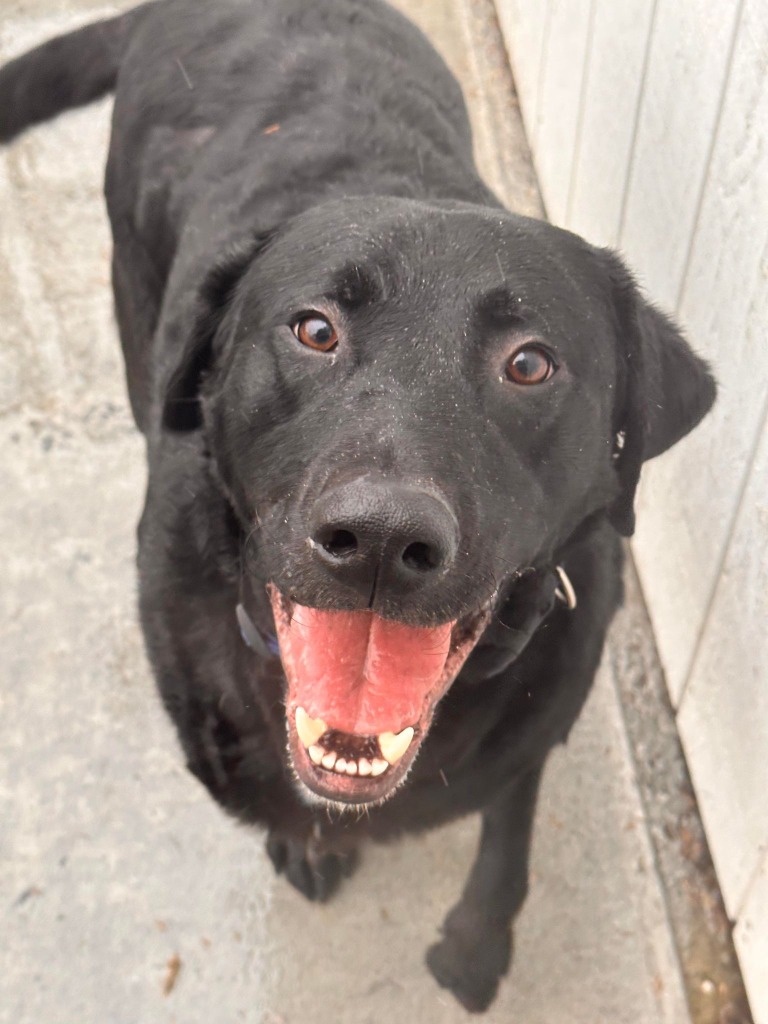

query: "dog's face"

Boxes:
[163, 197, 714, 806]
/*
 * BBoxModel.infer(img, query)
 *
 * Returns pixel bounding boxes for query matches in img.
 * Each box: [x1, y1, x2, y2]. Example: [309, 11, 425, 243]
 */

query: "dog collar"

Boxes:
[554, 564, 577, 609]
[236, 602, 281, 658]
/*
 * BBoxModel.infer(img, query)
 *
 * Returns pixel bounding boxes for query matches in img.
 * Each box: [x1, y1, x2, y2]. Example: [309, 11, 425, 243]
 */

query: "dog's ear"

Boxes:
[162, 233, 273, 432]
[600, 250, 716, 536]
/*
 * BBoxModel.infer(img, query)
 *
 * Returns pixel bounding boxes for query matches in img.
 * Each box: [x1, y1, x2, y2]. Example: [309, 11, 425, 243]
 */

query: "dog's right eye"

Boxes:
[505, 343, 557, 385]
[292, 314, 338, 352]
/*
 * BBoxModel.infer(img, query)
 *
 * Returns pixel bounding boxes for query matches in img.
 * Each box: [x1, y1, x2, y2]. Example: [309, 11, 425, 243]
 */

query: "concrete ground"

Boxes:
[0, 2, 748, 1023]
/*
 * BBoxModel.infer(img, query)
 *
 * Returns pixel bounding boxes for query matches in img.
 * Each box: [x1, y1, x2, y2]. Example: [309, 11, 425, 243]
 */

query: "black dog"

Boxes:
[0, 0, 715, 1011]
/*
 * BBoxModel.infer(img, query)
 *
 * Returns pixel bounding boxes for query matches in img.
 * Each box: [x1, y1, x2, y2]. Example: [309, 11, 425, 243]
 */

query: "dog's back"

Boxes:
[1, 0, 478, 195]
[101, 0, 490, 275]
[1, 0, 497, 432]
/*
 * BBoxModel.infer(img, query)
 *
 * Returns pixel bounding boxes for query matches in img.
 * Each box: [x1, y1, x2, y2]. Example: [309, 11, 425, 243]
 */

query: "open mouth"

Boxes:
[269, 586, 492, 806]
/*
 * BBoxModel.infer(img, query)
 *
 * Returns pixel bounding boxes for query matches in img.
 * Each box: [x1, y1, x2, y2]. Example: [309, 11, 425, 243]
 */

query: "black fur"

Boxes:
[0, 0, 715, 1011]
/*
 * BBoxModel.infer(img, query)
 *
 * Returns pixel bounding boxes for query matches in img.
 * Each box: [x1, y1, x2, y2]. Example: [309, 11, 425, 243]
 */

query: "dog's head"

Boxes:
[162, 197, 715, 805]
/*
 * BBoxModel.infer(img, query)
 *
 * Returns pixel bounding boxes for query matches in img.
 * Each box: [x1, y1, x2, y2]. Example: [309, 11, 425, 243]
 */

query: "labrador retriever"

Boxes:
[0, 0, 715, 1010]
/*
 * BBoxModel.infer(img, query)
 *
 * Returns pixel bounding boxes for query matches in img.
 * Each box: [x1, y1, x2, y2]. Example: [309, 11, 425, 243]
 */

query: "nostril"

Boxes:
[317, 527, 358, 559]
[401, 541, 440, 573]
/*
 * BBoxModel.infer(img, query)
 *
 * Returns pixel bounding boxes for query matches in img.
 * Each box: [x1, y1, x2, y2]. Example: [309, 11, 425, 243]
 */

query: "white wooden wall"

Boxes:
[495, 0, 768, 1018]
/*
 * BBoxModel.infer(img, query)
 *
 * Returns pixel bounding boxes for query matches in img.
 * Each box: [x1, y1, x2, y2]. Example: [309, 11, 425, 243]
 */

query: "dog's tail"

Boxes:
[0, 2, 158, 143]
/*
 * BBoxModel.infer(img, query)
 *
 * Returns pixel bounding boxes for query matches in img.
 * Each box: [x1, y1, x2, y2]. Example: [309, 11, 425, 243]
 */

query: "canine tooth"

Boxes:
[308, 745, 324, 766]
[378, 726, 414, 765]
[321, 751, 337, 770]
[295, 707, 327, 748]
[334, 758, 348, 773]
[370, 758, 389, 777]
[357, 759, 373, 776]
[344, 761, 358, 775]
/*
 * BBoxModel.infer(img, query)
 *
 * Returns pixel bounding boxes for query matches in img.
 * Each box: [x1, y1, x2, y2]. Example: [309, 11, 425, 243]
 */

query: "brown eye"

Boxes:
[292, 314, 338, 352]
[505, 344, 557, 385]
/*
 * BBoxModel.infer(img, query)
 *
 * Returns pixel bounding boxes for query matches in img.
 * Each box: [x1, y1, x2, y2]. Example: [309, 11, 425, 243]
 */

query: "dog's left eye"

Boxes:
[292, 314, 338, 352]
[505, 344, 557, 385]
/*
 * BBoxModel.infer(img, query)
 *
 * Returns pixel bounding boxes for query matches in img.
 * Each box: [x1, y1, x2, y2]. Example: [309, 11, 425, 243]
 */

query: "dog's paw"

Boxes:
[265, 831, 358, 902]
[426, 912, 512, 1013]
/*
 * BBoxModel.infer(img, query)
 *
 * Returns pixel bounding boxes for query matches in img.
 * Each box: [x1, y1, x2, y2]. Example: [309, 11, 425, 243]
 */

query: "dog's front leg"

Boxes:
[426, 764, 544, 1012]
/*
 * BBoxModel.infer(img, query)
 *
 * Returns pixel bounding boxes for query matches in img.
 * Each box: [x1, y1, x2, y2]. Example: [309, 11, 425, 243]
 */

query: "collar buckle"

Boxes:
[554, 565, 577, 610]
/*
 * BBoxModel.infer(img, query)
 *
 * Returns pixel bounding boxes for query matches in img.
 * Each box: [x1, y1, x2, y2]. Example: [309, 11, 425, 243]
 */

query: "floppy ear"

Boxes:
[601, 251, 717, 536]
[161, 233, 273, 432]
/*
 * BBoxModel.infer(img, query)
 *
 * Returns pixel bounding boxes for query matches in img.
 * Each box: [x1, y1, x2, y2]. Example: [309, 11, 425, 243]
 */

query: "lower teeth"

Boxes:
[308, 747, 389, 777]
[296, 708, 414, 779]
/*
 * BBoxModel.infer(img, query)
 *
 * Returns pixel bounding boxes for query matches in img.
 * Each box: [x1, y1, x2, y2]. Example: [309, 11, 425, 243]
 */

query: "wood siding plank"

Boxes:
[735, 852, 768, 1024]
[495, 0, 551, 154]
[618, 0, 741, 310]
[677, 404, 768, 918]
[533, 0, 594, 224]
[566, 0, 656, 247]
[633, 0, 768, 703]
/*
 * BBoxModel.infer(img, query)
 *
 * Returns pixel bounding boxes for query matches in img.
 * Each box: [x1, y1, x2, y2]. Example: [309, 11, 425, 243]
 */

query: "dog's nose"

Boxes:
[309, 479, 458, 597]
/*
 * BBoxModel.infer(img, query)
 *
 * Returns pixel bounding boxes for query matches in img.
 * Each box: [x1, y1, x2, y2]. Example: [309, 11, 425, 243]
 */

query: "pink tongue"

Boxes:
[284, 605, 454, 734]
